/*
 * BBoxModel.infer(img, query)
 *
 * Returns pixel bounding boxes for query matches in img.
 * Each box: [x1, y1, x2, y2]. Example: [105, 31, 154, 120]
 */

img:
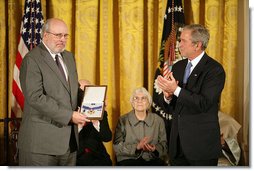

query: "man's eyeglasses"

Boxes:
[46, 31, 69, 39]
[133, 96, 147, 102]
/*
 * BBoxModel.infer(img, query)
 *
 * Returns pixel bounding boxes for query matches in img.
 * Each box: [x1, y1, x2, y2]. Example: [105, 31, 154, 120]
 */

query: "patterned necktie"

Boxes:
[183, 62, 192, 84]
[55, 55, 66, 81]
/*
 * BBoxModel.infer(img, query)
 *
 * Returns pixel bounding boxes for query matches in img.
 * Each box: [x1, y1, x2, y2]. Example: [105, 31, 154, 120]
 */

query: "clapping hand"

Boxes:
[157, 72, 178, 97]
[137, 136, 156, 152]
[143, 143, 156, 152]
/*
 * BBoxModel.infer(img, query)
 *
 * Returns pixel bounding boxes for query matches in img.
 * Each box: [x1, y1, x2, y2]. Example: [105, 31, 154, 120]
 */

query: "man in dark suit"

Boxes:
[157, 24, 226, 166]
[18, 18, 88, 165]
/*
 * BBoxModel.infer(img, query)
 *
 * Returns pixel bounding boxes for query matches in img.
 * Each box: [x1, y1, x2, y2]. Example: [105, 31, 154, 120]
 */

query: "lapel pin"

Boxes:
[194, 74, 198, 77]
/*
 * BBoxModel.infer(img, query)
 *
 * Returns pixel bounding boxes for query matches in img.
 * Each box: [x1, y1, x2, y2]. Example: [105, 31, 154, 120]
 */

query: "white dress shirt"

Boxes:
[164, 51, 205, 103]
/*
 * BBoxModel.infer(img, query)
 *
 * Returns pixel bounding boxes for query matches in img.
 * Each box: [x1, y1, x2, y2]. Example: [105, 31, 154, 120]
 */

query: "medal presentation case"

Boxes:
[81, 85, 107, 120]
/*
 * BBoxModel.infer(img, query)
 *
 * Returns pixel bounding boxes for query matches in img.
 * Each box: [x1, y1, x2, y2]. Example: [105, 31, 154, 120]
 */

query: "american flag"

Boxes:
[11, 0, 44, 129]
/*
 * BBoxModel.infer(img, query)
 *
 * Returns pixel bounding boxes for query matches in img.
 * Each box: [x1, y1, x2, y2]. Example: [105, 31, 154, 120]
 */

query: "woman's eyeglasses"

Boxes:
[133, 96, 147, 102]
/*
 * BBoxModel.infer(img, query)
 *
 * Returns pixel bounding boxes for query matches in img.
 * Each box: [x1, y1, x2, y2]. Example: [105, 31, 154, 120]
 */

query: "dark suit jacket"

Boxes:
[76, 111, 112, 166]
[18, 43, 81, 155]
[168, 53, 226, 161]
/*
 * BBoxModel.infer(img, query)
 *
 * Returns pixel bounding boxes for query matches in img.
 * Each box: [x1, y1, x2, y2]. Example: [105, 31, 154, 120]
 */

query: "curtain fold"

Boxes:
[98, 0, 115, 159]
[220, 0, 238, 117]
[0, 0, 7, 137]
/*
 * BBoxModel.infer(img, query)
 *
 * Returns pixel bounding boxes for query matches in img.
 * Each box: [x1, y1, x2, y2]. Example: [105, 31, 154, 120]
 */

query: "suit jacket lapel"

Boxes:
[187, 53, 208, 89]
[61, 51, 73, 92]
[61, 51, 79, 108]
[40, 44, 70, 93]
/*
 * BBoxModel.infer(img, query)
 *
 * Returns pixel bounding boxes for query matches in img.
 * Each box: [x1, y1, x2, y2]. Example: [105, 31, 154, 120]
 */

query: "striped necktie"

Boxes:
[55, 55, 66, 81]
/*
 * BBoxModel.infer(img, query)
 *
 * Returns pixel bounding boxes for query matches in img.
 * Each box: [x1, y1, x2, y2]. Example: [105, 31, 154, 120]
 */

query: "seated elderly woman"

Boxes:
[113, 87, 167, 166]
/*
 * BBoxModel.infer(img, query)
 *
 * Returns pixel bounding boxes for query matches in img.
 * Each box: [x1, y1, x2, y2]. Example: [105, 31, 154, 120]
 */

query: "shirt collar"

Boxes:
[42, 41, 61, 60]
[188, 51, 204, 68]
[128, 110, 153, 127]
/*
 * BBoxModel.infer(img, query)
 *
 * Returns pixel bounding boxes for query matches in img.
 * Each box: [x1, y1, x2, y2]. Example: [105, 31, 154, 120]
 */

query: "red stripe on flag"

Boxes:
[12, 80, 24, 111]
[16, 51, 23, 69]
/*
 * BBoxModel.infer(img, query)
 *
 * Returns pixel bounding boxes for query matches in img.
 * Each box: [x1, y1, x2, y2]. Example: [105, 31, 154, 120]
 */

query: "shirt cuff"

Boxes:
[174, 86, 181, 97]
[164, 95, 172, 104]
[78, 127, 83, 133]
[93, 121, 100, 132]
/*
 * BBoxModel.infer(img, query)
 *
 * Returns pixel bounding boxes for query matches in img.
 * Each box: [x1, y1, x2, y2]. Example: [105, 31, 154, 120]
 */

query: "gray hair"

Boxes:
[183, 24, 210, 50]
[41, 19, 51, 38]
[130, 87, 152, 110]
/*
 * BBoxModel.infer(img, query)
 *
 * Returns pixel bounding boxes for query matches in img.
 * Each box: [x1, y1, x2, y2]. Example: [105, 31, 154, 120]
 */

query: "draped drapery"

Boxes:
[0, 0, 248, 164]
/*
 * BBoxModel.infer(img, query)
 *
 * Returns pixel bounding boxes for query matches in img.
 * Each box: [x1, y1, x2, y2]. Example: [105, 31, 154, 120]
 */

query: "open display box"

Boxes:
[81, 85, 107, 120]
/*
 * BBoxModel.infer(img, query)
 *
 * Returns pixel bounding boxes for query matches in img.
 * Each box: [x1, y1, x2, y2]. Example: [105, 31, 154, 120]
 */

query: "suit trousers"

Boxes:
[19, 148, 77, 166]
[170, 135, 218, 166]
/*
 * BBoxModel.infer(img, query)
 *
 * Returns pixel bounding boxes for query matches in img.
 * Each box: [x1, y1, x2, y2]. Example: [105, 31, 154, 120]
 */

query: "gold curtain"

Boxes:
[0, 0, 245, 163]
